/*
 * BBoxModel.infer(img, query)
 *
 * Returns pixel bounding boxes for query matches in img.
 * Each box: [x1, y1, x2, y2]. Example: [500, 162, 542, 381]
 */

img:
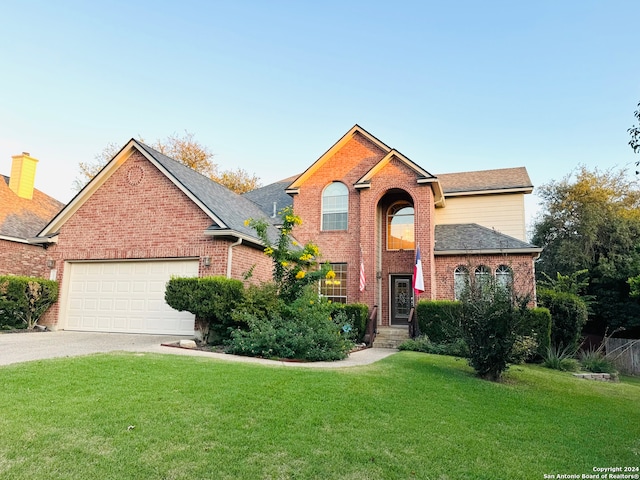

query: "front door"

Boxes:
[391, 275, 412, 326]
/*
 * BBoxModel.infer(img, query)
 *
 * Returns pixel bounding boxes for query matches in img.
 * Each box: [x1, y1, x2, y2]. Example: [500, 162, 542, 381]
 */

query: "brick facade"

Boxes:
[290, 130, 538, 327]
[0, 238, 49, 278]
[40, 150, 271, 329]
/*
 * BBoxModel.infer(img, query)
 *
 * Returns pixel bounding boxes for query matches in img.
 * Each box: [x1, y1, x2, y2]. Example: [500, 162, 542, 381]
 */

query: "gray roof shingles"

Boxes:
[434, 224, 540, 252]
[135, 141, 281, 244]
[436, 167, 532, 194]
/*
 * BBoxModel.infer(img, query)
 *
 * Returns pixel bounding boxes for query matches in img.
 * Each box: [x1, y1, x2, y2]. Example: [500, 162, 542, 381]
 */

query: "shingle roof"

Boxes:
[243, 175, 297, 219]
[0, 175, 64, 239]
[135, 141, 281, 244]
[434, 224, 541, 253]
[436, 167, 532, 195]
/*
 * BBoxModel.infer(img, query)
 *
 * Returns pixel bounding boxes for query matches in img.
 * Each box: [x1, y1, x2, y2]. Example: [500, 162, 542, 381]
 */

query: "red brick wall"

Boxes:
[291, 134, 437, 326]
[0, 238, 49, 278]
[434, 254, 538, 302]
[41, 150, 270, 328]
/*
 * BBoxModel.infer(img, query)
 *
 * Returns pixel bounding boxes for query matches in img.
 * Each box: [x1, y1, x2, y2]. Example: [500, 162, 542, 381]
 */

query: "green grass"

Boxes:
[0, 352, 638, 479]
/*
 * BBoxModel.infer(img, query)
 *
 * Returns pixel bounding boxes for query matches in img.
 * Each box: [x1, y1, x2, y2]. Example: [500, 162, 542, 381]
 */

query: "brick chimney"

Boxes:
[9, 152, 38, 200]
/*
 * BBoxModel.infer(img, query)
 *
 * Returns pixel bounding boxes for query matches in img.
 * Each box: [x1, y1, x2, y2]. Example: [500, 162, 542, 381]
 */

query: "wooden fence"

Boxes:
[605, 337, 640, 376]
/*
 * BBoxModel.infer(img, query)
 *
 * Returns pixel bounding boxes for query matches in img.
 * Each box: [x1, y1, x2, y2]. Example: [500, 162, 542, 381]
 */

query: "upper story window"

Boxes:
[387, 202, 414, 250]
[322, 182, 348, 231]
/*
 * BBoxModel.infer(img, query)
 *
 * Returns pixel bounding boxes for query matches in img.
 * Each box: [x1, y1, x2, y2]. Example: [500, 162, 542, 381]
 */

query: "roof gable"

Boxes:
[286, 125, 392, 192]
[38, 140, 280, 245]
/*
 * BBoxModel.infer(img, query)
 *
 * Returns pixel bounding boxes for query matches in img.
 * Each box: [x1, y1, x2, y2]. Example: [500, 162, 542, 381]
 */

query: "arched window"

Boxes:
[322, 182, 348, 231]
[387, 202, 414, 250]
[496, 265, 513, 289]
[454, 265, 469, 300]
[475, 265, 491, 285]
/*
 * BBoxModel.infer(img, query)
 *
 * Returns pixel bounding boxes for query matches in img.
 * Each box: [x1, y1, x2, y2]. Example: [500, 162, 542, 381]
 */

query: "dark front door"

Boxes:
[391, 275, 412, 326]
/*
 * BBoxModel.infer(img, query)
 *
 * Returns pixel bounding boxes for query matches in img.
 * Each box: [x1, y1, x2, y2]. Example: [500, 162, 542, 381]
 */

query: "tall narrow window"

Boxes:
[496, 265, 513, 290]
[322, 182, 348, 231]
[320, 263, 347, 303]
[387, 202, 414, 250]
[454, 265, 469, 300]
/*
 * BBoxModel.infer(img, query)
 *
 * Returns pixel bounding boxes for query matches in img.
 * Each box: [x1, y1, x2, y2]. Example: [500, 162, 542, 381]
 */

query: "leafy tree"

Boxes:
[629, 101, 640, 157]
[531, 166, 640, 333]
[74, 131, 261, 194]
[246, 206, 331, 302]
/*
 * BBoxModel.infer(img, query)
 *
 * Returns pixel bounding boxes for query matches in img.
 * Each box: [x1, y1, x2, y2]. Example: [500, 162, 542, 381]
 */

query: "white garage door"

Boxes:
[64, 260, 199, 335]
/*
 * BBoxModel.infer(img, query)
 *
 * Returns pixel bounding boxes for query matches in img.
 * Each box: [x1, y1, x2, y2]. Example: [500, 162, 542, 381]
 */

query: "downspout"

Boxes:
[226, 238, 243, 278]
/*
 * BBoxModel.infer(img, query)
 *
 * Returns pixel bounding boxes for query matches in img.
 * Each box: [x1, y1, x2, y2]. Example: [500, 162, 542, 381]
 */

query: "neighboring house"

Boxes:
[0, 153, 64, 278]
[35, 140, 277, 335]
[34, 125, 541, 335]
[248, 125, 541, 327]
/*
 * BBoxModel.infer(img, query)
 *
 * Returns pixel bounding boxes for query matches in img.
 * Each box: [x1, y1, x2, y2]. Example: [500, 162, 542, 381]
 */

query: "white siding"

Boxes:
[434, 194, 527, 241]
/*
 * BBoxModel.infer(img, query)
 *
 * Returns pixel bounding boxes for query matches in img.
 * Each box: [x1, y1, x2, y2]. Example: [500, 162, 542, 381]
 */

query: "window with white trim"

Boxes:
[320, 263, 347, 303]
[454, 265, 469, 300]
[387, 202, 415, 250]
[322, 182, 348, 231]
[496, 265, 513, 290]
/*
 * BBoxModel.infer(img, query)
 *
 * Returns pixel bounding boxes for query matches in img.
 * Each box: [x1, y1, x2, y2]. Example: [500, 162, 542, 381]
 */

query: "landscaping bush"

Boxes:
[398, 335, 468, 357]
[542, 344, 580, 372]
[165, 276, 245, 343]
[518, 307, 552, 360]
[537, 288, 588, 353]
[579, 349, 618, 375]
[0, 276, 58, 329]
[509, 335, 539, 365]
[331, 303, 368, 343]
[416, 300, 462, 343]
[459, 282, 528, 381]
[226, 287, 353, 361]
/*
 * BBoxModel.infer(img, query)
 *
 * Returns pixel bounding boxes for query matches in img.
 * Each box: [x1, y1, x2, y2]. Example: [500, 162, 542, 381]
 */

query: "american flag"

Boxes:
[359, 251, 366, 292]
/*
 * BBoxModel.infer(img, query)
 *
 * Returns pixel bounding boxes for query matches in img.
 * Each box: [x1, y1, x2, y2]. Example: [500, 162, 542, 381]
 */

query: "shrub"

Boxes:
[579, 349, 618, 375]
[518, 307, 552, 360]
[509, 335, 539, 365]
[226, 289, 353, 361]
[459, 281, 528, 381]
[542, 344, 580, 372]
[0, 276, 58, 329]
[165, 276, 245, 343]
[537, 288, 588, 353]
[398, 335, 468, 357]
[416, 300, 462, 343]
[331, 303, 368, 343]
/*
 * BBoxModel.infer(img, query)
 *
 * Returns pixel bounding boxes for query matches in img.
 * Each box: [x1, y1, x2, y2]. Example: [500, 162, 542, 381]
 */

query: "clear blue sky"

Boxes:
[2, 0, 639, 235]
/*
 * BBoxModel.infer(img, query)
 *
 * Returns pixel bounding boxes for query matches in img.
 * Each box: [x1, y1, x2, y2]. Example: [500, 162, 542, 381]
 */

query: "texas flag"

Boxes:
[413, 246, 425, 296]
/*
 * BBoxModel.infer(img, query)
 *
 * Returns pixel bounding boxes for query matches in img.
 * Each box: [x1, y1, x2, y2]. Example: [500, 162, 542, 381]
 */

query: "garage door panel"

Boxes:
[64, 260, 197, 335]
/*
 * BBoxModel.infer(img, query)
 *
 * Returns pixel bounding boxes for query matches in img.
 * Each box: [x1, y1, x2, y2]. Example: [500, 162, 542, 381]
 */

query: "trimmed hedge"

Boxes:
[165, 276, 245, 343]
[537, 288, 588, 352]
[0, 276, 58, 329]
[416, 300, 462, 343]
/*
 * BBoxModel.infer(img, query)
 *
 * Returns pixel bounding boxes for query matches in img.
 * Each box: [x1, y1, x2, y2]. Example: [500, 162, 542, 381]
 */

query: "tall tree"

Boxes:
[74, 131, 261, 194]
[531, 166, 640, 334]
[630, 101, 640, 157]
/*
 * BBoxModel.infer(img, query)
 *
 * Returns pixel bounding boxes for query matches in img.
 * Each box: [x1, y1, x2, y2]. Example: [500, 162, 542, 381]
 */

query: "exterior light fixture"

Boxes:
[203, 256, 211, 267]
[46, 259, 55, 269]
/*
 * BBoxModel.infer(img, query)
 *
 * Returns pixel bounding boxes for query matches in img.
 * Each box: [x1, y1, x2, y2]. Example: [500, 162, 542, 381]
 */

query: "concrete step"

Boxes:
[372, 327, 410, 349]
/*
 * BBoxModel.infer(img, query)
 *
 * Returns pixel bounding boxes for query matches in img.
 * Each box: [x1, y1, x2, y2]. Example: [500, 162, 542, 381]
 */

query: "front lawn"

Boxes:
[0, 352, 638, 479]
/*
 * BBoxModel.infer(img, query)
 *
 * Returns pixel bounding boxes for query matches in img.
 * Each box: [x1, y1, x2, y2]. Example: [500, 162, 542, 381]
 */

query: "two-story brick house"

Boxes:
[33, 125, 540, 336]
[248, 125, 541, 328]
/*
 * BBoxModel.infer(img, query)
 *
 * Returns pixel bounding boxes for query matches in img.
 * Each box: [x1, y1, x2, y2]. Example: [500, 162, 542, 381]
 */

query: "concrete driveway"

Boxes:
[0, 330, 397, 368]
